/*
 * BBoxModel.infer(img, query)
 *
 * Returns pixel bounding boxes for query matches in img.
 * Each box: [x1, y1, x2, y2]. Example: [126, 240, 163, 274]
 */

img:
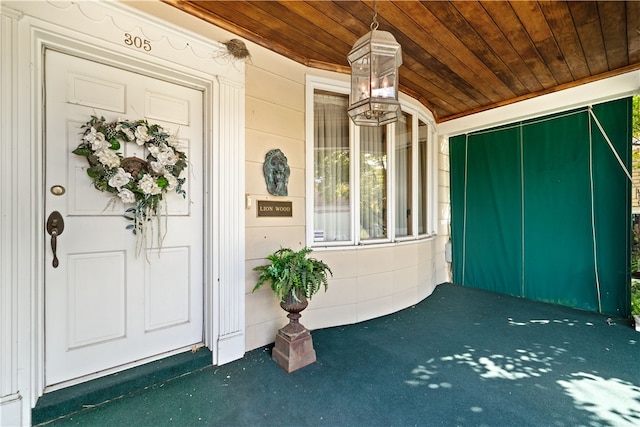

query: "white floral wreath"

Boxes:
[73, 115, 187, 250]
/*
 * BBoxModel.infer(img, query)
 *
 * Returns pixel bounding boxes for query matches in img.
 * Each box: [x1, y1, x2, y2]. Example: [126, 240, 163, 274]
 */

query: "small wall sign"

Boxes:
[257, 200, 293, 217]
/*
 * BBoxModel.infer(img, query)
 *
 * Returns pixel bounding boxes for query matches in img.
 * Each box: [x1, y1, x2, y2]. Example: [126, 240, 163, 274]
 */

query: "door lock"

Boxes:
[46, 211, 64, 268]
[50, 185, 66, 196]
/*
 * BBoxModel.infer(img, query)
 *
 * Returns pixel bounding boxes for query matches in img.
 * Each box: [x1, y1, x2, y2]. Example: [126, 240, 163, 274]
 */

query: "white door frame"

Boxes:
[1, 2, 245, 424]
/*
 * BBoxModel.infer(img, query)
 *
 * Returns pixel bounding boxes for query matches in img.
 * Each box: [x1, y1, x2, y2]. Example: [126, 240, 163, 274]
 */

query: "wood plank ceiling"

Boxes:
[164, 0, 640, 123]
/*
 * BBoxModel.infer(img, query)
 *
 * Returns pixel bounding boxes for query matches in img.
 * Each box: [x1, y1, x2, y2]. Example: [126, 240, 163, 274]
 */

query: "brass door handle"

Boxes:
[46, 211, 64, 268]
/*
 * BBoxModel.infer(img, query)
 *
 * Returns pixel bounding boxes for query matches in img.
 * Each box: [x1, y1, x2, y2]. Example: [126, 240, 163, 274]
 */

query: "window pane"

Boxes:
[395, 113, 412, 237]
[313, 92, 351, 242]
[360, 126, 387, 239]
[418, 120, 428, 234]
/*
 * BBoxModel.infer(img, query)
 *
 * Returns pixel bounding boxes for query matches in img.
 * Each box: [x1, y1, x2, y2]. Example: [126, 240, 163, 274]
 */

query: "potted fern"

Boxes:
[253, 246, 332, 302]
[253, 247, 332, 372]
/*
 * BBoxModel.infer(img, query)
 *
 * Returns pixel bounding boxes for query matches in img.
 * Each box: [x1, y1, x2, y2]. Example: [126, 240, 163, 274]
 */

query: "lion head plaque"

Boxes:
[263, 149, 290, 197]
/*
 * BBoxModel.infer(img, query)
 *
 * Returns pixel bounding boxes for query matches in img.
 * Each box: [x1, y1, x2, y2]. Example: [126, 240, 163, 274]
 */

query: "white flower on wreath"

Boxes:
[83, 126, 100, 143]
[150, 161, 165, 175]
[108, 167, 132, 190]
[92, 136, 110, 152]
[117, 188, 136, 204]
[157, 148, 178, 166]
[138, 174, 162, 195]
[134, 125, 152, 146]
[96, 149, 121, 169]
[117, 124, 135, 142]
[164, 173, 178, 191]
[83, 127, 109, 151]
[147, 145, 160, 158]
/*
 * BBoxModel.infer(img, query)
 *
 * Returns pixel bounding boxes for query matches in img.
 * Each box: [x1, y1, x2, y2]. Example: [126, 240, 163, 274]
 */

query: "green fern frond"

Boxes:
[252, 247, 332, 302]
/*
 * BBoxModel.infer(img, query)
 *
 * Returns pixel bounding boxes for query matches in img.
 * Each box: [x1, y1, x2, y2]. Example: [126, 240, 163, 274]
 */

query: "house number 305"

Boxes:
[124, 33, 152, 52]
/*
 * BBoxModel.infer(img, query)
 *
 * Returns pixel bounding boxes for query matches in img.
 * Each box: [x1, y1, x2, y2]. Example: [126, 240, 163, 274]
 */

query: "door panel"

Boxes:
[45, 50, 204, 387]
[67, 73, 126, 113]
[144, 247, 191, 331]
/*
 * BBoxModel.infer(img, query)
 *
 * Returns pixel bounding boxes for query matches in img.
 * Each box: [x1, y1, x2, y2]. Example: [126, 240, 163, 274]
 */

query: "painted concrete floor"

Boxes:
[36, 283, 640, 426]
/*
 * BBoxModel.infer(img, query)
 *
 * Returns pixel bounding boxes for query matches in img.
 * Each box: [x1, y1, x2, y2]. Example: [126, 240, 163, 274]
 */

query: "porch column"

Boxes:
[215, 77, 246, 364]
[0, 6, 24, 426]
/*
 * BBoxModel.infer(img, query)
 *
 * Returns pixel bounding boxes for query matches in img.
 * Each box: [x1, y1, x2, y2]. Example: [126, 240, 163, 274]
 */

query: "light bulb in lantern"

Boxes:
[360, 84, 368, 100]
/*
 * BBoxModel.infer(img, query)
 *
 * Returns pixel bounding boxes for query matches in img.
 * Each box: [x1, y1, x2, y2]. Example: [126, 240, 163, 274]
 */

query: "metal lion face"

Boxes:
[263, 149, 290, 197]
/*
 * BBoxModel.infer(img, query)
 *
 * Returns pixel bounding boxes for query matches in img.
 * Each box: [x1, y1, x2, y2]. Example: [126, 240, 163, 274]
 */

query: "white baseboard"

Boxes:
[216, 332, 245, 365]
[0, 393, 23, 427]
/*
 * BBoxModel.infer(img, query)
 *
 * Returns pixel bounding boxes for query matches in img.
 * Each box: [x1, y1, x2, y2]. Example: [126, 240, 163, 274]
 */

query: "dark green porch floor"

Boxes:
[35, 283, 639, 426]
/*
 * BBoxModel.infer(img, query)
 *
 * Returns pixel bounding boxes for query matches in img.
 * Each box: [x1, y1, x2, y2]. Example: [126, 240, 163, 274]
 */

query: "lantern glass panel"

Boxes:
[350, 55, 371, 103]
[371, 53, 397, 99]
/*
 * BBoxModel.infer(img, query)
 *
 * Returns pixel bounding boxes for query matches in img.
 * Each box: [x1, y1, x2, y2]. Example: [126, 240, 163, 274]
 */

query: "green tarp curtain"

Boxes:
[450, 98, 631, 316]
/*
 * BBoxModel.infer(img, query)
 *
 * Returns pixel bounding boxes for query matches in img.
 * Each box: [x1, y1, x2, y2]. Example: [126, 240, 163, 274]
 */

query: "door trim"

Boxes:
[43, 48, 207, 389]
[3, 1, 246, 422]
[39, 40, 217, 391]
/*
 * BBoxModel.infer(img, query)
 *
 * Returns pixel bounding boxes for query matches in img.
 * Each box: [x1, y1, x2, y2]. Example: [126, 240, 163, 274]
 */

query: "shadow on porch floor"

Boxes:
[35, 283, 640, 426]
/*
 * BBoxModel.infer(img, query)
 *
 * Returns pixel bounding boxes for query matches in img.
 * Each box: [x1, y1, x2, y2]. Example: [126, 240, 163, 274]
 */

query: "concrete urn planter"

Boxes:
[252, 247, 332, 373]
[271, 290, 317, 373]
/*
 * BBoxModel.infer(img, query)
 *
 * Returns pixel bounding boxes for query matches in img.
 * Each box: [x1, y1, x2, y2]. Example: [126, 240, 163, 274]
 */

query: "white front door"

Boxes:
[44, 49, 204, 388]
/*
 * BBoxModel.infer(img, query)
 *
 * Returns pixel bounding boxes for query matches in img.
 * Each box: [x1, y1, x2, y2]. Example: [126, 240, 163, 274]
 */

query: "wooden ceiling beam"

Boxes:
[627, 1, 640, 63]
[538, 1, 590, 81]
[163, 0, 638, 123]
[597, 1, 629, 70]
[510, 0, 572, 84]
[451, 1, 544, 93]
[568, 1, 608, 75]
[422, 1, 530, 97]
[481, 1, 559, 89]
[388, 1, 516, 102]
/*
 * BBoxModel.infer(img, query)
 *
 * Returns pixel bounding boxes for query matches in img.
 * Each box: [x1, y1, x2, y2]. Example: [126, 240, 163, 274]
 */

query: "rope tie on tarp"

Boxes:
[587, 105, 635, 314]
[461, 133, 469, 286]
[587, 112, 603, 313]
[520, 124, 525, 297]
[588, 106, 633, 183]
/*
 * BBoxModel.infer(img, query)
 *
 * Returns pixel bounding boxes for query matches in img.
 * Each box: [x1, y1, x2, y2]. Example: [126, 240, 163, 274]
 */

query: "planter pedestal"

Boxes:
[272, 293, 316, 373]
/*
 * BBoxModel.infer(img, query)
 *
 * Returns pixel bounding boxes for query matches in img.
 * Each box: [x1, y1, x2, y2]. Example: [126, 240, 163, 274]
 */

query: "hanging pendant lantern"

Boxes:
[347, 1, 402, 127]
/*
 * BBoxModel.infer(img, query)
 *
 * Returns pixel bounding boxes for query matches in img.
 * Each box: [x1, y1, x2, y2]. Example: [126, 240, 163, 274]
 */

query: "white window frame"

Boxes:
[305, 75, 437, 248]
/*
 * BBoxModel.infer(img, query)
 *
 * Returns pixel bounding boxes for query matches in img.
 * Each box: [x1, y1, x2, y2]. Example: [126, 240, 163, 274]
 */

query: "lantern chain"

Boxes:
[370, 0, 379, 31]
